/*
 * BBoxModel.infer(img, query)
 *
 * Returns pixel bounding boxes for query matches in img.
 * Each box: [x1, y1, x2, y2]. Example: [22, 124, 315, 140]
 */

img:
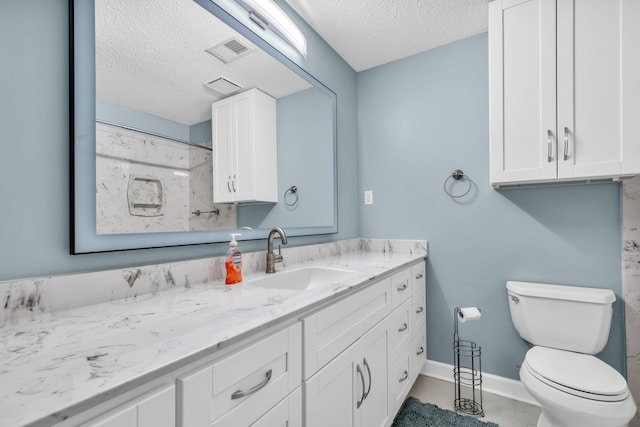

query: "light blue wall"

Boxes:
[97, 99, 212, 144]
[238, 88, 334, 229]
[0, 0, 358, 281]
[97, 99, 190, 142]
[356, 33, 624, 379]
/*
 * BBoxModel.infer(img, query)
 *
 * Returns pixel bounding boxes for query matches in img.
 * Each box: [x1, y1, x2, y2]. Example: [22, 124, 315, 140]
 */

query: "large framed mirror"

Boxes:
[70, 0, 337, 253]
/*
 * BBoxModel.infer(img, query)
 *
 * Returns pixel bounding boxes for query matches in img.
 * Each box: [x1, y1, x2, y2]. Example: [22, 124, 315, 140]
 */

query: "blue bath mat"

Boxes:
[392, 397, 499, 427]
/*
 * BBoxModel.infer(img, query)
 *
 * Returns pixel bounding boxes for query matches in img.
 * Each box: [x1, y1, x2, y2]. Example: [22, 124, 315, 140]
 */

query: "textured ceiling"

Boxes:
[284, 0, 489, 72]
[95, 0, 310, 125]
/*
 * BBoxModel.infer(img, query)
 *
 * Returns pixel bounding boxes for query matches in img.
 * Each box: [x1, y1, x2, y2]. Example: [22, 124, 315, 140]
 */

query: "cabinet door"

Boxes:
[356, 322, 389, 427]
[557, 0, 640, 179]
[489, 0, 557, 185]
[233, 91, 256, 202]
[213, 98, 235, 203]
[304, 344, 357, 427]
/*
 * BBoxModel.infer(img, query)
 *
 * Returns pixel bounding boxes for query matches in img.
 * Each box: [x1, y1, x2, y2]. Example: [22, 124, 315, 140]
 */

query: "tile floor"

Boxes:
[408, 375, 541, 427]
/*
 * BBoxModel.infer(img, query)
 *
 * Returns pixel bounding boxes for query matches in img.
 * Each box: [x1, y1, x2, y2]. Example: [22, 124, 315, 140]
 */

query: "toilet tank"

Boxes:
[506, 281, 615, 354]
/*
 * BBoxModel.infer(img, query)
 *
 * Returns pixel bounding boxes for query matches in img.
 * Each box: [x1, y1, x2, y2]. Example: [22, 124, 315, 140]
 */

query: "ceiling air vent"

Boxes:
[203, 77, 243, 96]
[205, 37, 253, 64]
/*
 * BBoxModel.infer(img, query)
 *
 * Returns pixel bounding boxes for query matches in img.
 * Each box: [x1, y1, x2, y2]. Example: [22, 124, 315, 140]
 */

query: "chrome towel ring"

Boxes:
[284, 185, 298, 206]
[443, 169, 472, 199]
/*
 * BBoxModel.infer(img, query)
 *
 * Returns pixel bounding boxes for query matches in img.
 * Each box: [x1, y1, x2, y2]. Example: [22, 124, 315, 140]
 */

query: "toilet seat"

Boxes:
[524, 347, 628, 402]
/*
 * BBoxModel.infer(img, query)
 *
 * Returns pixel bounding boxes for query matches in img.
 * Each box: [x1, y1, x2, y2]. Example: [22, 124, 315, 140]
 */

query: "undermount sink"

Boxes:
[247, 267, 356, 291]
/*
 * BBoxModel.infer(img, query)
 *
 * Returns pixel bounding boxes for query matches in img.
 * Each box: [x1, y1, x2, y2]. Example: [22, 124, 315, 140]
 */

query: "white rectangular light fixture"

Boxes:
[235, 0, 307, 57]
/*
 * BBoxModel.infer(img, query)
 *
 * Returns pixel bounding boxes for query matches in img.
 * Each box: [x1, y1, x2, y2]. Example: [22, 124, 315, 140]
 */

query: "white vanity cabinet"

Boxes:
[177, 323, 301, 427]
[303, 261, 427, 427]
[489, 0, 640, 187]
[212, 88, 278, 203]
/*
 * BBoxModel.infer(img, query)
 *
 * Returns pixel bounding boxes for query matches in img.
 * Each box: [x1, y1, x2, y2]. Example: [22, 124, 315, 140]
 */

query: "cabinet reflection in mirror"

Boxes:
[71, 0, 337, 252]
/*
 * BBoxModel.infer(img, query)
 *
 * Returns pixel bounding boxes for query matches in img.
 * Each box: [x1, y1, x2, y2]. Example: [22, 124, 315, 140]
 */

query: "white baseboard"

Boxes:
[421, 359, 540, 407]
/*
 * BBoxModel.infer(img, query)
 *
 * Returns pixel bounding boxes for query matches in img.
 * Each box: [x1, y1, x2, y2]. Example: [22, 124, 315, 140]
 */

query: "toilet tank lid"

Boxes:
[506, 281, 615, 304]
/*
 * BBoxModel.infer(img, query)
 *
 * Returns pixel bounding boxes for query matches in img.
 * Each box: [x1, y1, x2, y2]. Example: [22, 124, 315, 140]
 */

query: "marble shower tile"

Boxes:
[622, 175, 640, 427]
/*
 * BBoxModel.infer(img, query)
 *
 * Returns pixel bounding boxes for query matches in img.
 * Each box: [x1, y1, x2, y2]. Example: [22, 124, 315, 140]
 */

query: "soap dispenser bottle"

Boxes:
[225, 233, 242, 285]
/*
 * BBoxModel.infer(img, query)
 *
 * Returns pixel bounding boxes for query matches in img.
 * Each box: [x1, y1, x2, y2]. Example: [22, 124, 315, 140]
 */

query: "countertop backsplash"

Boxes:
[0, 238, 427, 325]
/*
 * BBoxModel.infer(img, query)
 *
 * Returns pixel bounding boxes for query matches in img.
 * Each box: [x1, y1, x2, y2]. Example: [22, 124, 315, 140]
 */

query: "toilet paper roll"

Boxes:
[457, 306, 482, 323]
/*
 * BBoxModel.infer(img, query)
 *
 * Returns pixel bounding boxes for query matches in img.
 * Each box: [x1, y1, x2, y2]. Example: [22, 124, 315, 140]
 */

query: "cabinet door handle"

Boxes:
[398, 323, 408, 332]
[231, 369, 272, 400]
[397, 282, 408, 292]
[415, 272, 424, 280]
[398, 370, 409, 383]
[417, 346, 425, 356]
[563, 127, 569, 161]
[547, 130, 553, 162]
[232, 176, 237, 192]
[227, 178, 232, 193]
[416, 306, 424, 314]
[356, 364, 365, 409]
[362, 358, 372, 401]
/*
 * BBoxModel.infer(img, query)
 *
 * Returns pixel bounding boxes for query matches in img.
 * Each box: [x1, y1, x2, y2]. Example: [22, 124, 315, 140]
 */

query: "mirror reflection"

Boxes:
[93, 0, 334, 236]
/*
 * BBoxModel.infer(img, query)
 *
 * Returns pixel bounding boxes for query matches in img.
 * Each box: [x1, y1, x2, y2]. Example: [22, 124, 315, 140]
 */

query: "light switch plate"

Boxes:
[364, 190, 373, 205]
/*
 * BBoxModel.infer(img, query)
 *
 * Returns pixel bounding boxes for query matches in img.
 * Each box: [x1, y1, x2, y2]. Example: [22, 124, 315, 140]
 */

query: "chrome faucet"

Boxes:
[266, 227, 288, 273]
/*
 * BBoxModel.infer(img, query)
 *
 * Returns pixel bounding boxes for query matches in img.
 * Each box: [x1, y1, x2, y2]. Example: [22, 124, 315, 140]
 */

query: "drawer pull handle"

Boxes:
[398, 323, 408, 332]
[415, 272, 424, 279]
[363, 358, 372, 401]
[356, 364, 365, 408]
[397, 283, 408, 292]
[417, 346, 425, 356]
[399, 370, 409, 383]
[416, 307, 424, 314]
[231, 369, 272, 400]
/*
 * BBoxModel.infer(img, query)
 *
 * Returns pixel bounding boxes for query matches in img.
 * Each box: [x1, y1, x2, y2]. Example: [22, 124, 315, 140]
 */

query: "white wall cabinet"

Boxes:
[304, 320, 390, 427]
[489, 0, 640, 187]
[212, 88, 278, 203]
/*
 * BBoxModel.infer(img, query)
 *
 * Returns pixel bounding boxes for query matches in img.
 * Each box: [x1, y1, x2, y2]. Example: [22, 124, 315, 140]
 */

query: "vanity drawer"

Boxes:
[410, 323, 427, 383]
[411, 285, 426, 337]
[303, 277, 391, 379]
[387, 298, 412, 359]
[251, 387, 301, 427]
[391, 268, 412, 308]
[178, 323, 301, 427]
[84, 385, 175, 427]
[389, 344, 412, 416]
[411, 262, 426, 295]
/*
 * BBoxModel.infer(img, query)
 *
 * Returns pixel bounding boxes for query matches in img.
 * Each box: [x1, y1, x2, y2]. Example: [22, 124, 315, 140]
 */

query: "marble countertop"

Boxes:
[0, 247, 426, 427]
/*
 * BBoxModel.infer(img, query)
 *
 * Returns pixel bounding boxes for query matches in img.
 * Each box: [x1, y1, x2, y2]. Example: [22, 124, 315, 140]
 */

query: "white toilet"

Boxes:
[506, 281, 637, 427]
